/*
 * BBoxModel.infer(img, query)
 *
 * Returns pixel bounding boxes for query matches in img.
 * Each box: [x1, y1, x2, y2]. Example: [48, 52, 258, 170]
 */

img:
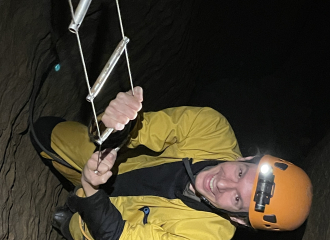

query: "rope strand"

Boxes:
[68, 0, 103, 163]
[116, 0, 135, 95]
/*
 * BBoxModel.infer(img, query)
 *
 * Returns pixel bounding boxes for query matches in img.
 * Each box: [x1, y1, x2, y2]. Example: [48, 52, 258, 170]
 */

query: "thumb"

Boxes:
[99, 170, 113, 184]
[104, 170, 113, 181]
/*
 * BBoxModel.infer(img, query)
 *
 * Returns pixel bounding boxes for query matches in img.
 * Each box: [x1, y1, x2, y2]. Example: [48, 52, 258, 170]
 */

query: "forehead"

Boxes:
[221, 161, 258, 211]
[239, 163, 258, 210]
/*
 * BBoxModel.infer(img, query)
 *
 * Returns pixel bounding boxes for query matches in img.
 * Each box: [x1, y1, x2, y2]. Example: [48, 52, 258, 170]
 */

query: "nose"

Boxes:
[216, 178, 237, 191]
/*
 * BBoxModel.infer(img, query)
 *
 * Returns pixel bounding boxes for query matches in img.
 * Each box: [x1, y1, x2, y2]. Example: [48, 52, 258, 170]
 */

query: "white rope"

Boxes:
[115, 0, 134, 95]
[68, 0, 103, 161]
[75, 33, 101, 138]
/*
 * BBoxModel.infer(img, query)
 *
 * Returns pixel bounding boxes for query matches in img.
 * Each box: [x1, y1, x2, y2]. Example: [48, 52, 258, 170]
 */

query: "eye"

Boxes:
[238, 169, 242, 178]
[235, 196, 240, 203]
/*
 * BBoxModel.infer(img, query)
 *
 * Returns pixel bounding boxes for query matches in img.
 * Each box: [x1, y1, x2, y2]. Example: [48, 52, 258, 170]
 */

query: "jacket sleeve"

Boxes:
[67, 188, 125, 240]
[128, 106, 241, 160]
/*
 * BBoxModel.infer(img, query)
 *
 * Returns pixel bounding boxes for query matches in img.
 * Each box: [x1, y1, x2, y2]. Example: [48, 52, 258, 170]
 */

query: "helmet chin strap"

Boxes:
[182, 158, 196, 188]
[201, 195, 249, 217]
[182, 158, 249, 217]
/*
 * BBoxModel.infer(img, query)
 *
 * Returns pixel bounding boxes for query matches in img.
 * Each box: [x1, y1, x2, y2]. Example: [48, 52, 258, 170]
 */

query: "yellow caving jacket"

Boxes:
[51, 106, 242, 240]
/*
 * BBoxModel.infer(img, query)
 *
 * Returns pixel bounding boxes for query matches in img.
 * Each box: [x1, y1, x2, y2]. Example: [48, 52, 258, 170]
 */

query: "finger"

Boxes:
[101, 87, 142, 130]
[91, 151, 101, 160]
[102, 104, 140, 130]
[133, 86, 143, 103]
[106, 148, 118, 159]
[99, 171, 113, 184]
[116, 92, 142, 112]
[100, 148, 113, 159]
[107, 101, 138, 120]
[86, 149, 111, 173]
[84, 165, 111, 186]
[97, 160, 113, 174]
[127, 86, 143, 102]
[88, 171, 112, 186]
[101, 149, 117, 167]
[86, 152, 101, 170]
[92, 171, 113, 185]
[95, 149, 117, 174]
[103, 106, 130, 129]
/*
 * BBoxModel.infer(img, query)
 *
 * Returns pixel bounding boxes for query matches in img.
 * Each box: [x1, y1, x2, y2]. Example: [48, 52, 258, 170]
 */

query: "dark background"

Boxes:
[190, 0, 329, 163]
[187, 1, 329, 239]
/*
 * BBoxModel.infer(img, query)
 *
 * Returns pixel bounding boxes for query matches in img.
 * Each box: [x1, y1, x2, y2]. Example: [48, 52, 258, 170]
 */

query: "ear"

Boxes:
[229, 216, 249, 226]
[236, 156, 255, 161]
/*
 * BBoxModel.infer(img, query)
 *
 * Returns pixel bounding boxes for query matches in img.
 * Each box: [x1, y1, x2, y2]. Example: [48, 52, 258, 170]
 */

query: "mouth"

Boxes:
[209, 175, 216, 194]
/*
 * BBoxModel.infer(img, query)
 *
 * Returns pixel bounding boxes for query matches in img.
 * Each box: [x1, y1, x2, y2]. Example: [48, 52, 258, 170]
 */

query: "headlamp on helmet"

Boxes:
[254, 164, 275, 212]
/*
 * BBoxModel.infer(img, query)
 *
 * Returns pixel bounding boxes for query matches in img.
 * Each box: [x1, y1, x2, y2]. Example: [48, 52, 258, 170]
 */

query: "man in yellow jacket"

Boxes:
[31, 87, 312, 240]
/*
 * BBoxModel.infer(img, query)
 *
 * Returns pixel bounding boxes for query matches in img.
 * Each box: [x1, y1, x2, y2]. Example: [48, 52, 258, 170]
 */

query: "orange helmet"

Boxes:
[249, 155, 312, 231]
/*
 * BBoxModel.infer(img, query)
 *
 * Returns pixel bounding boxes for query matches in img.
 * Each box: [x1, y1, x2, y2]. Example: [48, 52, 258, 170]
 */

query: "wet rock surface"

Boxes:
[301, 134, 330, 240]
[0, 0, 202, 239]
[1, 0, 329, 239]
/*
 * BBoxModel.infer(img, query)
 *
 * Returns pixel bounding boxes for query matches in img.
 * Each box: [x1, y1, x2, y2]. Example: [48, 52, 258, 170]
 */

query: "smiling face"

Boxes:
[194, 161, 258, 213]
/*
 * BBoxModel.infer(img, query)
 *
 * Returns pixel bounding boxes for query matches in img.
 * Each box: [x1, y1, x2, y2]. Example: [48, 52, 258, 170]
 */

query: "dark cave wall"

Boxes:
[0, 1, 65, 239]
[302, 133, 330, 240]
[0, 0, 203, 239]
